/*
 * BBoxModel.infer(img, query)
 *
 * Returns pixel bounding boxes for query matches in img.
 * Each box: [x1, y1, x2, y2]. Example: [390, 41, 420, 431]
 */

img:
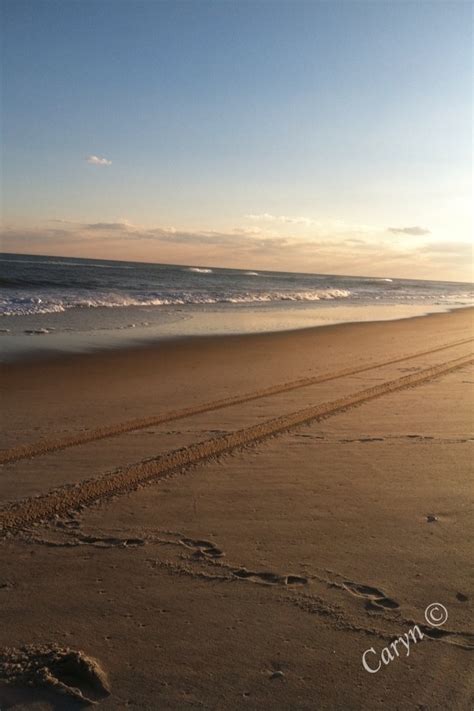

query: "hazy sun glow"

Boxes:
[1, 1, 472, 281]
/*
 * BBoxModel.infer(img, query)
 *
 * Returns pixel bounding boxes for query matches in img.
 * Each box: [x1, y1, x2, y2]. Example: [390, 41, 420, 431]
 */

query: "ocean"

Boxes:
[1, 253, 472, 359]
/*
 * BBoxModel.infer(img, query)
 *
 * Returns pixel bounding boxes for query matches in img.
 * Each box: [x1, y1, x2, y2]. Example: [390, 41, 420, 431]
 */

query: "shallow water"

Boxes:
[0, 253, 472, 361]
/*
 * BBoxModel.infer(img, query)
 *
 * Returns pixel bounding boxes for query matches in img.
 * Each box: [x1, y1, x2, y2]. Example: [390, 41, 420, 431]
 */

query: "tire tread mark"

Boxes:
[0, 353, 471, 534]
[1, 337, 472, 465]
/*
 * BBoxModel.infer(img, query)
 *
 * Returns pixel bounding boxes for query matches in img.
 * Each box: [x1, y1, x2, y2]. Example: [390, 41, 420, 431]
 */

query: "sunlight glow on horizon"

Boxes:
[1, 0, 472, 282]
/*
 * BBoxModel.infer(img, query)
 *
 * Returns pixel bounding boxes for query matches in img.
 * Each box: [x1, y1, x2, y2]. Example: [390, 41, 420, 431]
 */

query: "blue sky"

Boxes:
[1, 0, 472, 279]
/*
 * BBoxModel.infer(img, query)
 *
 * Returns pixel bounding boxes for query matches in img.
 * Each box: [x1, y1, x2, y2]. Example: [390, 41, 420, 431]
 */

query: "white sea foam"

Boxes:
[225, 289, 351, 303]
[24, 328, 53, 335]
[0, 287, 352, 317]
[2, 255, 472, 326]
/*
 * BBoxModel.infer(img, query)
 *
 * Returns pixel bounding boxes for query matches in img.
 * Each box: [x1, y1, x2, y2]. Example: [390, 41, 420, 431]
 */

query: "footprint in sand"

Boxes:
[418, 626, 474, 650]
[180, 537, 225, 559]
[232, 568, 307, 586]
[0, 645, 110, 704]
[342, 581, 399, 610]
[179, 537, 306, 585]
[78, 534, 146, 548]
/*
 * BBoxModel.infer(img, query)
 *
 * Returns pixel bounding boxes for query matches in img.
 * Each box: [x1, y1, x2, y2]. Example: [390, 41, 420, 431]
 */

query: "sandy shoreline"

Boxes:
[1, 302, 471, 364]
[0, 308, 473, 709]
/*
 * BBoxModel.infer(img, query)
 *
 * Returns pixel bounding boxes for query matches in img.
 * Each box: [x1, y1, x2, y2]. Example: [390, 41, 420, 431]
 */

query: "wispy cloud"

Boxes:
[245, 214, 378, 234]
[420, 241, 472, 257]
[387, 226, 431, 236]
[1, 219, 471, 281]
[245, 213, 315, 225]
[83, 221, 136, 232]
[86, 155, 112, 166]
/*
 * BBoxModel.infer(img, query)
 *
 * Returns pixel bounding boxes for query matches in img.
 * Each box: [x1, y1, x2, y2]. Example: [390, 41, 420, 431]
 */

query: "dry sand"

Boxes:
[0, 308, 473, 709]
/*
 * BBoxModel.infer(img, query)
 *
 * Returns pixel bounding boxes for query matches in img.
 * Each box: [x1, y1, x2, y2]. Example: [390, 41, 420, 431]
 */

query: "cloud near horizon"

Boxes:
[245, 214, 380, 234]
[86, 155, 112, 166]
[0, 218, 471, 282]
[387, 226, 431, 236]
[245, 213, 315, 226]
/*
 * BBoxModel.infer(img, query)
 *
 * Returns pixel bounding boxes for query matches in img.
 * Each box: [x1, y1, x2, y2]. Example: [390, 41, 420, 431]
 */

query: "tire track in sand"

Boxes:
[0, 352, 471, 534]
[1, 336, 472, 465]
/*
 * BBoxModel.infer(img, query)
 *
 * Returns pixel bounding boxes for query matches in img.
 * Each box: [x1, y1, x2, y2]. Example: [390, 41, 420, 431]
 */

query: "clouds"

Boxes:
[83, 221, 135, 232]
[245, 214, 379, 234]
[245, 213, 315, 226]
[1, 217, 471, 282]
[387, 226, 431, 236]
[86, 155, 112, 166]
[419, 241, 473, 263]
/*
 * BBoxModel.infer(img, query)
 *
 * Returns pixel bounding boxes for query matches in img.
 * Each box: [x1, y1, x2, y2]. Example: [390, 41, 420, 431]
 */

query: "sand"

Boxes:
[0, 308, 473, 709]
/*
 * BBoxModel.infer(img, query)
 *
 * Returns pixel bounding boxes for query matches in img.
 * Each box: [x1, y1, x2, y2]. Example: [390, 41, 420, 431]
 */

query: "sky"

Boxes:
[1, 0, 472, 281]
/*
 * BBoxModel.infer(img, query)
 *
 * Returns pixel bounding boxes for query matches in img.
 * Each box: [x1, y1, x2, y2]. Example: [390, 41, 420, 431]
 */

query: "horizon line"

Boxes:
[1, 250, 472, 287]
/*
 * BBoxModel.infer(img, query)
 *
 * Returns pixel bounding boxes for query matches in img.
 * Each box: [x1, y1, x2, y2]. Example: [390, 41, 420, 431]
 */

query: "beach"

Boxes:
[0, 307, 473, 709]
[3, 0, 473, 707]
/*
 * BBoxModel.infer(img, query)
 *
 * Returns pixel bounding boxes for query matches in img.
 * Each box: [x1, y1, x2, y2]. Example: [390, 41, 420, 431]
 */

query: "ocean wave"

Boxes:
[224, 289, 351, 303]
[24, 328, 55, 335]
[0, 288, 352, 316]
[186, 267, 213, 273]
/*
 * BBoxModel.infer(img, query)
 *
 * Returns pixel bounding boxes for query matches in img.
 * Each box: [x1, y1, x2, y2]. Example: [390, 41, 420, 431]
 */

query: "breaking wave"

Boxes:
[0, 288, 352, 317]
[1, 255, 471, 323]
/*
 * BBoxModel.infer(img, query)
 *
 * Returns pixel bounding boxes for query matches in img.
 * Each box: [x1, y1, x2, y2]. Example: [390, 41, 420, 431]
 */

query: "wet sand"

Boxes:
[0, 308, 473, 709]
